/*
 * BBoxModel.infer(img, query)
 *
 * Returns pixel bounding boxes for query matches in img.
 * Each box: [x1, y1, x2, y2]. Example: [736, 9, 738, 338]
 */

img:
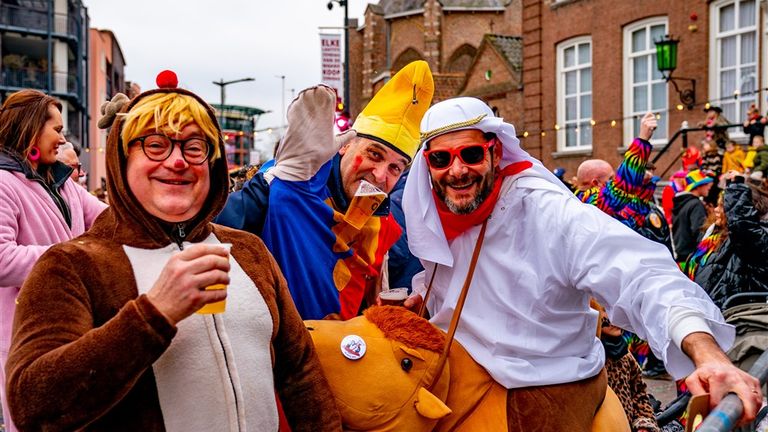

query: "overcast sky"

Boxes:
[86, 0, 368, 129]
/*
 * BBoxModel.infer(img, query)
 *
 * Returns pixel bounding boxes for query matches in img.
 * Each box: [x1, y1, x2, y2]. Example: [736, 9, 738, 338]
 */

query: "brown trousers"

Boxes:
[507, 369, 607, 432]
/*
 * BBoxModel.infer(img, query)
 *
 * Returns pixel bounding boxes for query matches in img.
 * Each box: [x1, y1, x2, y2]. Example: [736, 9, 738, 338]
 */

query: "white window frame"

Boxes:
[623, 17, 668, 147]
[709, 0, 760, 141]
[763, 3, 768, 117]
[757, 6, 768, 118]
[556, 36, 592, 152]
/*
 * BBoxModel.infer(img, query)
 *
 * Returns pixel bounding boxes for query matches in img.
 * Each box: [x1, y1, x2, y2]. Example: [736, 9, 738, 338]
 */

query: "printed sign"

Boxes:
[320, 33, 343, 101]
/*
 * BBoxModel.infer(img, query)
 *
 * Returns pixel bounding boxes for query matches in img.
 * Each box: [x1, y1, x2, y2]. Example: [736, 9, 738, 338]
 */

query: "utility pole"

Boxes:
[275, 75, 286, 131]
[212, 77, 255, 128]
[327, 0, 349, 112]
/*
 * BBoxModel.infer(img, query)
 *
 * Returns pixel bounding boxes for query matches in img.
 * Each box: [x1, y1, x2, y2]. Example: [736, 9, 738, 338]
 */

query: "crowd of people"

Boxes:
[0, 65, 766, 432]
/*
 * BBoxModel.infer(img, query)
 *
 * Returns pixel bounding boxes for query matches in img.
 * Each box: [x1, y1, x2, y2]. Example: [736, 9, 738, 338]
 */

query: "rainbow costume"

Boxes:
[575, 138, 653, 230]
[681, 230, 722, 280]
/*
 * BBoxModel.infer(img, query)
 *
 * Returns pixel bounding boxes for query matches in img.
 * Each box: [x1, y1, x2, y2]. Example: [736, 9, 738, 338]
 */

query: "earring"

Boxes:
[28, 146, 40, 161]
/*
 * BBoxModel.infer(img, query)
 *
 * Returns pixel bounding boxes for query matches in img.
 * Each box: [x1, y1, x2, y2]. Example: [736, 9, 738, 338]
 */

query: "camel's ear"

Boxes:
[414, 387, 452, 419]
[399, 345, 426, 361]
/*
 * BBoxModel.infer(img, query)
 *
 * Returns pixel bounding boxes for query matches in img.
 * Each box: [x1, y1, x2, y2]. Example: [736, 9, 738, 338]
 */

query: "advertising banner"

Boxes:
[320, 33, 343, 101]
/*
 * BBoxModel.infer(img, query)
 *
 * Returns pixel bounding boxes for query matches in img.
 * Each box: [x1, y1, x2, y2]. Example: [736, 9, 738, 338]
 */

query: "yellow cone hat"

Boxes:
[353, 60, 434, 160]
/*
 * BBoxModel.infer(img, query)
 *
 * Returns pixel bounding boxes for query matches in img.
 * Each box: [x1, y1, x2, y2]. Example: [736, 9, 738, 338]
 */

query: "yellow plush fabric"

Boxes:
[307, 305, 630, 432]
[352, 60, 434, 160]
[591, 386, 632, 432]
[435, 339, 508, 432]
[306, 307, 450, 432]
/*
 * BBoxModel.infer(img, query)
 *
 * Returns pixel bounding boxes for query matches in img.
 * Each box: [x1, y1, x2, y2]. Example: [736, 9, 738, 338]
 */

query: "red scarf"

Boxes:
[434, 161, 532, 241]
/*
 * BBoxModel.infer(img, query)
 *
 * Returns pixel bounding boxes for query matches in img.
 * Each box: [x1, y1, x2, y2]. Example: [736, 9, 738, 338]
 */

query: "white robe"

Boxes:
[403, 98, 733, 389]
[409, 174, 733, 388]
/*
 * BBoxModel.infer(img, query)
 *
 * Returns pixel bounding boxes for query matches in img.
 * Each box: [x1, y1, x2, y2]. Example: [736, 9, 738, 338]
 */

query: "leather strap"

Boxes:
[424, 219, 488, 392]
[418, 263, 438, 318]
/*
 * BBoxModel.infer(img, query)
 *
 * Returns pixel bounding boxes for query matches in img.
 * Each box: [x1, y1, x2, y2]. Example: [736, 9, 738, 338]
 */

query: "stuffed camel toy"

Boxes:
[306, 305, 630, 431]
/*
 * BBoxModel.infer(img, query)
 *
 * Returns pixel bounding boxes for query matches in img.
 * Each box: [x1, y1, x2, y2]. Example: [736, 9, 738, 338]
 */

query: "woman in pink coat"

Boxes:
[0, 90, 106, 431]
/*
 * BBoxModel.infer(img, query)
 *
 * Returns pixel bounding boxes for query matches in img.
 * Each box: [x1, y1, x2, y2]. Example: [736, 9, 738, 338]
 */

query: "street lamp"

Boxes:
[654, 35, 696, 110]
[212, 77, 255, 128]
[326, 0, 349, 112]
[275, 75, 286, 131]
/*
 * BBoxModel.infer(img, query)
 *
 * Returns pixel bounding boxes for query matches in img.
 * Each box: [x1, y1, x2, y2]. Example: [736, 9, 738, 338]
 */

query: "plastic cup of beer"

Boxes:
[379, 288, 409, 307]
[343, 180, 387, 230]
[196, 243, 232, 314]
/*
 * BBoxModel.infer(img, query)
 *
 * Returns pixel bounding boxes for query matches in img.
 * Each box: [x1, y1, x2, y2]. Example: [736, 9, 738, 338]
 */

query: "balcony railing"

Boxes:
[0, 4, 83, 39]
[1, 67, 46, 90]
[0, 67, 80, 96]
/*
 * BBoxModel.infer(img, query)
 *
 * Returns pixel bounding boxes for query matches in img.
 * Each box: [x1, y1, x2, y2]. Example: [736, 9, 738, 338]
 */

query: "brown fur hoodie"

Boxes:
[5, 86, 341, 431]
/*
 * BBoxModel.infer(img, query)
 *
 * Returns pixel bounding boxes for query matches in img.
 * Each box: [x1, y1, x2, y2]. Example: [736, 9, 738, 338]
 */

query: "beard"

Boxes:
[433, 169, 495, 214]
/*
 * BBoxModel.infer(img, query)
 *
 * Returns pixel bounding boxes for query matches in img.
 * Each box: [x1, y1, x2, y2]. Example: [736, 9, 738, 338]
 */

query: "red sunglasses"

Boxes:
[423, 138, 496, 170]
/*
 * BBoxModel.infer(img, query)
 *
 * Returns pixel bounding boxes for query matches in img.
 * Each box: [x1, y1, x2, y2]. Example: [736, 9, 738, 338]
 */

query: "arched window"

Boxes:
[446, 44, 477, 73]
[392, 48, 424, 72]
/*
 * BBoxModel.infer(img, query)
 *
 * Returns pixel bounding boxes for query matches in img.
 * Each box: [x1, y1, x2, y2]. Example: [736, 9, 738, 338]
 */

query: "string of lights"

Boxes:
[517, 86, 768, 139]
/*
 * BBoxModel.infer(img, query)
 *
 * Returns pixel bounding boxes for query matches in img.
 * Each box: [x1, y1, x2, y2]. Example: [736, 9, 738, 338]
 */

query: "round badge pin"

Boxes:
[649, 213, 662, 229]
[340, 335, 366, 360]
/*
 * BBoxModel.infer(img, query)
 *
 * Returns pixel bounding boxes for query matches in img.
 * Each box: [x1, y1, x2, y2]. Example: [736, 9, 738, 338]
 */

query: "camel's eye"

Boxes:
[401, 358, 413, 372]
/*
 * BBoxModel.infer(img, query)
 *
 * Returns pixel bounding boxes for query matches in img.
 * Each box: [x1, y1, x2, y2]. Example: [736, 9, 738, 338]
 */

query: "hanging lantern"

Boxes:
[655, 35, 679, 75]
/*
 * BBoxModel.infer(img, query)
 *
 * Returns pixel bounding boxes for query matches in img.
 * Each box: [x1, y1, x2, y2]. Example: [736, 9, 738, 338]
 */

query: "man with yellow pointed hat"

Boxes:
[216, 60, 434, 320]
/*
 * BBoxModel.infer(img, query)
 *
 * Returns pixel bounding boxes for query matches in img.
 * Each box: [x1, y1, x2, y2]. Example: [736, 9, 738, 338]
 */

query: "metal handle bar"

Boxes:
[697, 348, 768, 431]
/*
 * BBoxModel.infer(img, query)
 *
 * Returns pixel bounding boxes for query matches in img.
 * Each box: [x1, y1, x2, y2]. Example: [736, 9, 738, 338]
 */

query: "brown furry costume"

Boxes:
[5, 85, 341, 431]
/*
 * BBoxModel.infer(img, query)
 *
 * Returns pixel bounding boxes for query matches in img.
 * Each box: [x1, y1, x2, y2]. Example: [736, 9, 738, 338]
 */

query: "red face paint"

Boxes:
[351, 155, 364, 173]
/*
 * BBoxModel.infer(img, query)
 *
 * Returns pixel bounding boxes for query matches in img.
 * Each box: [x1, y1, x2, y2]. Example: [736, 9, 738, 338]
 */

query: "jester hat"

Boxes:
[352, 60, 434, 161]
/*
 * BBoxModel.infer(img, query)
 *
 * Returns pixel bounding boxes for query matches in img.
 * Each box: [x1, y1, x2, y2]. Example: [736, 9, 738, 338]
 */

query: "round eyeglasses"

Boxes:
[130, 134, 211, 165]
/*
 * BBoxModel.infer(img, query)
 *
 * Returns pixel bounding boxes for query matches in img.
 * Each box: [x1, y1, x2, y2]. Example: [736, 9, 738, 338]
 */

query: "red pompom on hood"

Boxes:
[155, 70, 178, 89]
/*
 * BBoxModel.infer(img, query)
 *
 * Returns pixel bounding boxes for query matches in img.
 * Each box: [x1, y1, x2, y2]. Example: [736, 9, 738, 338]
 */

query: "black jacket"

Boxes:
[695, 183, 768, 309]
[635, 206, 673, 254]
[744, 116, 766, 144]
[673, 193, 707, 261]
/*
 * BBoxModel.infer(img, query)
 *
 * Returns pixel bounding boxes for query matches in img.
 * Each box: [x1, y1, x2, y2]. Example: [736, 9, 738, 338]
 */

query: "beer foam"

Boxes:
[355, 179, 386, 197]
[379, 288, 408, 300]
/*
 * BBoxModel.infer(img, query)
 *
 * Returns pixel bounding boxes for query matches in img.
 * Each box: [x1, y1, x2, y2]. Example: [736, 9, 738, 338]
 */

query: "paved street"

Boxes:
[645, 375, 678, 407]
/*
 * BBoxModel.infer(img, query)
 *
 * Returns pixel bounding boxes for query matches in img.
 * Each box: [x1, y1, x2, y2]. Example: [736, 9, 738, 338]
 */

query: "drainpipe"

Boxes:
[47, 0, 53, 92]
[83, 5, 89, 160]
[386, 19, 391, 70]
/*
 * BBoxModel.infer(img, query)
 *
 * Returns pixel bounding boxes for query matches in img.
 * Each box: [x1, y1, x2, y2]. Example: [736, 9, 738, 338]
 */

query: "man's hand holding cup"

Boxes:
[378, 288, 409, 306]
[147, 243, 231, 325]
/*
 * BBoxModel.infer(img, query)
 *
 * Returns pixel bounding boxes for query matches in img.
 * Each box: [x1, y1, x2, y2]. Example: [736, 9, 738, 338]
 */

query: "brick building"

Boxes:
[349, 0, 523, 125]
[522, 0, 768, 177]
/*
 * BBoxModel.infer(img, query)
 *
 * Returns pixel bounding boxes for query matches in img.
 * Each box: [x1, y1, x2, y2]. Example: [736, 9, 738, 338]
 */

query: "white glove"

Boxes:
[270, 85, 349, 182]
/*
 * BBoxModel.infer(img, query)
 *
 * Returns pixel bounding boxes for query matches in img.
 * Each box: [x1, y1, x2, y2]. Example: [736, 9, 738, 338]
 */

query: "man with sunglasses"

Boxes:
[402, 97, 761, 430]
[216, 61, 434, 320]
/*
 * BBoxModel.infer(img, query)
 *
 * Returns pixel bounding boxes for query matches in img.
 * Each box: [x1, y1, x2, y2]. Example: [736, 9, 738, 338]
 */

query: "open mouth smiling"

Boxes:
[446, 178, 478, 191]
[156, 178, 192, 186]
